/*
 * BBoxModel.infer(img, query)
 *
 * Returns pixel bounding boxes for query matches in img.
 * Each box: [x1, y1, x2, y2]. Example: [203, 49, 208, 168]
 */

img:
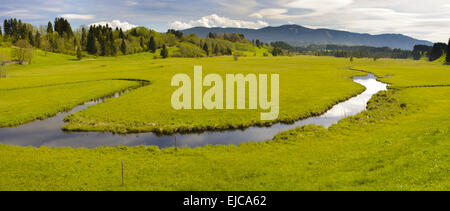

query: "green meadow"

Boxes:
[0, 48, 366, 133]
[0, 48, 449, 190]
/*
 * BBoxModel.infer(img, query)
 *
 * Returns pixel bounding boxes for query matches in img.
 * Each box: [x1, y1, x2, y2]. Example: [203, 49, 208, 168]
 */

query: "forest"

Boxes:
[0, 18, 270, 62]
[270, 40, 450, 62]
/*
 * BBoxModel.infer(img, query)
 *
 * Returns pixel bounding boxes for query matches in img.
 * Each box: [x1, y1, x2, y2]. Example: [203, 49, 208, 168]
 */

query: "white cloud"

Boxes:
[169, 21, 193, 29]
[125, 1, 138, 6]
[89, 20, 137, 30]
[250, 8, 289, 19]
[285, 0, 354, 16]
[169, 14, 269, 29]
[0, 9, 43, 19]
[249, 13, 264, 19]
[60, 14, 95, 20]
[259, 8, 289, 16]
[1, 9, 28, 16]
[41, 7, 63, 12]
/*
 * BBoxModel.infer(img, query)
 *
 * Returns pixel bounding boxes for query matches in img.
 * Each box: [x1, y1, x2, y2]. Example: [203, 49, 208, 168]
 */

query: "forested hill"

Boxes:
[0, 18, 272, 59]
[181, 24, 433, 50]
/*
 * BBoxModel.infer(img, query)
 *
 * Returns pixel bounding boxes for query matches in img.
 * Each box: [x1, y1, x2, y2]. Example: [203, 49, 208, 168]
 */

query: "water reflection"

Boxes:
[0, 74, 387, 148]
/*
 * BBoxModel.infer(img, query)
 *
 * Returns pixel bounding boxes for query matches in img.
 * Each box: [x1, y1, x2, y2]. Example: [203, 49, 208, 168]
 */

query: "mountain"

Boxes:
[181, 25, 433, 50]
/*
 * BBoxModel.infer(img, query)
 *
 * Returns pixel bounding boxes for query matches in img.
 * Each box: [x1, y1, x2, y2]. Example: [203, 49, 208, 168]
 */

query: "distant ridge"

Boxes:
[181, 24, 433, 50]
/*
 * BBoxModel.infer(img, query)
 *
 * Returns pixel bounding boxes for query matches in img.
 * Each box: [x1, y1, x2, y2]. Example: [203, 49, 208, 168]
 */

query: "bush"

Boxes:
[173, 42, 205, 58]
[233, 53, 239, 61]
[0, 53, 6, 78]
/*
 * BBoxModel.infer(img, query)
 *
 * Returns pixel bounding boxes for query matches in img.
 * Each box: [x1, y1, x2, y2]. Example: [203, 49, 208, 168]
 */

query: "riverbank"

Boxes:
[0, 73, 385, 148]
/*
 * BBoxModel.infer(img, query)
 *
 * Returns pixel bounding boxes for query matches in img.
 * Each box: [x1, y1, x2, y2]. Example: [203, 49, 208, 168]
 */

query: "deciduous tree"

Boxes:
[11, 39, 33, 64]
[76, 46, 82, 60]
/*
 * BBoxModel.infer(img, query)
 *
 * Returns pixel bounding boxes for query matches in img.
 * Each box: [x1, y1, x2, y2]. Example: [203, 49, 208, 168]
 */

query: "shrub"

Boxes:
[233, 53, 239, 61]
[173, 42, 205, 58]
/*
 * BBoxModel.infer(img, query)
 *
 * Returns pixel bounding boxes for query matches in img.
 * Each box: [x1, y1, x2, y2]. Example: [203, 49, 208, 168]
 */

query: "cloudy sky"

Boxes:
[1, 0, 450, 42]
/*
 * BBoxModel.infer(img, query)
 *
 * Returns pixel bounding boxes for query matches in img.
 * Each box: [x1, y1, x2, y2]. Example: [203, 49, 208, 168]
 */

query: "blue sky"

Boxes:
[1, 0, 450, 42]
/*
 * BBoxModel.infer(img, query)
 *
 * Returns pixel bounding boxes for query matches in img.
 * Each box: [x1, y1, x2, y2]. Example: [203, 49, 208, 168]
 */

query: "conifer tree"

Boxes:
[3, 20, 7, 36]
[140, 37, 144, 49]
[429, 42, 447, 61]
[121, 39, 127, 55]
[12, 19, 18, 38]
[148, 36, 156, 53]
[119, 28, 125, 39]
[256, 39, 261, 48]
[81, 28, 87, 50]
[214, 44, 219, 56]
[110, 32, 116, 56]
[53, 18, 73, 37]
[446, 38, 450, 64]
[203, 43, 209, 56]
[98, 30, 106, 56]
[86, 27, 97, 54]
[28, 31, 34, 46]
[47, 21, 53, 34]
[35, 32, 41, 48]
[160, 44, 168, 58]
[226, 47, 232, 55]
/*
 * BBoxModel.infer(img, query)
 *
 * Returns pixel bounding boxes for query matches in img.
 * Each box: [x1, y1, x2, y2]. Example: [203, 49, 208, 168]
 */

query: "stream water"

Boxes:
[0, 74, 387, 148]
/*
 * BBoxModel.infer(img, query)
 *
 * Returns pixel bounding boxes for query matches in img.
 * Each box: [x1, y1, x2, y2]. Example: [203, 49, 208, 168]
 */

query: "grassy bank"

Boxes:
[351, 58, 450, 87]
[0, 80, 141, 127]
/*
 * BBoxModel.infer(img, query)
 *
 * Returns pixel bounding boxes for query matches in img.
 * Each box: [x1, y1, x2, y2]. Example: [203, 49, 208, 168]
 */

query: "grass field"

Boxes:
[0, 49, 449, 190]
[352, 58, 450, 87]
[0, 48, 366, 134]
[0, 80, 140, 127]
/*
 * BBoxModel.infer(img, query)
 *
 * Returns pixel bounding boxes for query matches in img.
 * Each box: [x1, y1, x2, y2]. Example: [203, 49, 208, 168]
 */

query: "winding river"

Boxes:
[0, 73, 387, 148]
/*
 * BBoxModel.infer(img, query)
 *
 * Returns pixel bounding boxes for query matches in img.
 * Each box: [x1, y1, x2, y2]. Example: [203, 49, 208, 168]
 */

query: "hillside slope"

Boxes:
[182, 25, 433, 50]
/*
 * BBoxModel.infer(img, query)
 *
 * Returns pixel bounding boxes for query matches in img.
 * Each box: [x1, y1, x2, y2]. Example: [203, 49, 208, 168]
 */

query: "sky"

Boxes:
[1, 0, 450, 42]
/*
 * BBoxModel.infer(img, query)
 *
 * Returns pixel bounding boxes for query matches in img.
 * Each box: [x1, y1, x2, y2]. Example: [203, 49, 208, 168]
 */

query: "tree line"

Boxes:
[269, 41, 415, 59]
[269, 40, 450, 63]
[0, 18, 271, 60]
